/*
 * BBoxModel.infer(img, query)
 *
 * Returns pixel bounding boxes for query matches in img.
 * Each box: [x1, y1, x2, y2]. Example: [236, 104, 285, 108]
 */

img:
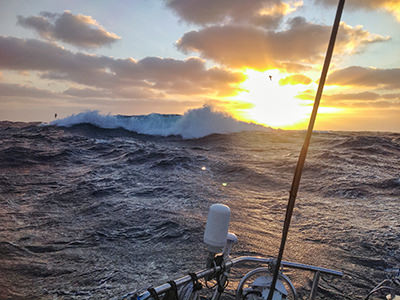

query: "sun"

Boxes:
[230, 69, 313, 129]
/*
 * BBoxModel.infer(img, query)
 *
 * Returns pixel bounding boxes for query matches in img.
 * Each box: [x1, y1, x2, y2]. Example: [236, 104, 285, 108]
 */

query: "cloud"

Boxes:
[327, 66, 400, 89]
[62, 87, 112, 98]
[357, 101, 400, 108]
[166, 0, 302, 28]
[177, 18, 388, 71]
[319, 90, 400, 108]
[296, 87, 400, 107]
[295, 89, 315, 100]
[63, 86, 167, 100]
[382, 93, 400, 100]
[0, 82, 61, 98]
[318, 0, 400, 21]
[327, 99, 400, 108]
[17, 11, 120, 48]
[324, 91, 380, 101]
[0, 36, 244, 99]
[279, 74, 312, 85]
[111, 56, 244, 96]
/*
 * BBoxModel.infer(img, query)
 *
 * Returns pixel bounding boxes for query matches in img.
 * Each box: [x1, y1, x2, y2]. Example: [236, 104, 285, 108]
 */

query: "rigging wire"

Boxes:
[266, 1, 346, 299]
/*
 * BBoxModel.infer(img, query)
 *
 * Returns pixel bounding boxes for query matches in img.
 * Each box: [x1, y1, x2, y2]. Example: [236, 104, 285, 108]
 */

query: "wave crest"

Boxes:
[49, 106, 270, 138]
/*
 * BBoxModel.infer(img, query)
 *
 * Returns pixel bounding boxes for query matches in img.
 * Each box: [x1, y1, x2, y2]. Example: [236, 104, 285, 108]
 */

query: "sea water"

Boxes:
[0, 107, 399, 299]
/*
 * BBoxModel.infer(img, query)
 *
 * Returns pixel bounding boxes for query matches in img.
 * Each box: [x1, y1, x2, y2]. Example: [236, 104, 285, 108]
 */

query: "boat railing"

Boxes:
[125, 256, 343, 300]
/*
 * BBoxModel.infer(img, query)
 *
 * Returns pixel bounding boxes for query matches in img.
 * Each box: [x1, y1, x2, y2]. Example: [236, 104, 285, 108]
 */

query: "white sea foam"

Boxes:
[49, 106, 270, 139]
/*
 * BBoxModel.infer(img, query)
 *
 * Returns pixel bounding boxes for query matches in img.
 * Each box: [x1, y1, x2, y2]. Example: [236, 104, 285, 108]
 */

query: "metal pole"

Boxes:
[266, 1, 345, 299]
[309, 271, 321, 300]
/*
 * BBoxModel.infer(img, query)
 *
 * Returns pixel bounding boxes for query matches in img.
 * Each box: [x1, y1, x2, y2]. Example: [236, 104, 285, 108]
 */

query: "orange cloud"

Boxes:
[327, 66, 400, 89]
[279, 74, 312, 85]
[335, 22, 390, 55]
[177, 18, 388, 71]
[320, 0, 400, 21]
[324, 91, 380, 101]
[295, 90, 314, 100]
[259, 1, 302, 16]
[320, 90, 400, 108]
[166, 0, 302, 28]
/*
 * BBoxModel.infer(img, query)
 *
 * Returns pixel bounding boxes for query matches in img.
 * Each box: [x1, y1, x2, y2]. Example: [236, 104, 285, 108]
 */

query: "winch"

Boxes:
[242, 275, 288, 300]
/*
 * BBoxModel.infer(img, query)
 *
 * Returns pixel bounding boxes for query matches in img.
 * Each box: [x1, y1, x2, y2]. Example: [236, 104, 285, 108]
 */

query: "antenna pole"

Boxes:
[266, 1, 345, 299]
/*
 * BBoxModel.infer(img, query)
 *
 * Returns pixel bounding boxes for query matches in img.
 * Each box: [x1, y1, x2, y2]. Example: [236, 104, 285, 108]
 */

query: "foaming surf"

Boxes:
[48, 106, 270, 139]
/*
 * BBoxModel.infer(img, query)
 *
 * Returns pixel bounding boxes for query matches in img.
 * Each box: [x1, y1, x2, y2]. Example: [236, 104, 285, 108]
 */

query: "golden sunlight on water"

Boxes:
[230, 69, 342, 129]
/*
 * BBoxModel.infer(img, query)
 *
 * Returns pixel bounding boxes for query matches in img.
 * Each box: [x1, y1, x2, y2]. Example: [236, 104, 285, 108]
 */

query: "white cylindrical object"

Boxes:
[203, 204, 230, 252]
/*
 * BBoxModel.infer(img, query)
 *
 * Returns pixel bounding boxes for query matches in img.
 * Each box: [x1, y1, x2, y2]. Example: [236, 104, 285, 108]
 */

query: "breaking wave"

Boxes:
[49, 106, 270, 139]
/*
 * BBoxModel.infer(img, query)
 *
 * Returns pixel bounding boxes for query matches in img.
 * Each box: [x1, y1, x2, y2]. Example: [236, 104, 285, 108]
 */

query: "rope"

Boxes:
[189, 273, 203, 291]
[162, 281, 179, 300]
[147, 288, 160, 300]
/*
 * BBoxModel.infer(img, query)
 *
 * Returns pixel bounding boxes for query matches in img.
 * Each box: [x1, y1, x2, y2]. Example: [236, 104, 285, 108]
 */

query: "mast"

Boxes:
[266, 1, 346, 299]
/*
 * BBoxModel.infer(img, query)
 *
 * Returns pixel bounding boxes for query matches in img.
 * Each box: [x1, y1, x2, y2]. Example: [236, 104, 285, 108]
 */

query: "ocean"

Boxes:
[1, 107, 399, 299]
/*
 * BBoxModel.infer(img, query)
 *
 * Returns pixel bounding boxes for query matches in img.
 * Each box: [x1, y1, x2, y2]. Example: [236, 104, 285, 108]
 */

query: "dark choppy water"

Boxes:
[0, 121, 399, 299]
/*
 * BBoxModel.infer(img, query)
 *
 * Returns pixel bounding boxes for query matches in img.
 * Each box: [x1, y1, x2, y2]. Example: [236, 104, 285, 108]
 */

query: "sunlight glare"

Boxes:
[232, 69, 313, 129]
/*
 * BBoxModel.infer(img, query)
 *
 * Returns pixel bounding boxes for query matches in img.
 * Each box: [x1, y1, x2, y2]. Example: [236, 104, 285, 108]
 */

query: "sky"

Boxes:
[0, 0, 399, 131]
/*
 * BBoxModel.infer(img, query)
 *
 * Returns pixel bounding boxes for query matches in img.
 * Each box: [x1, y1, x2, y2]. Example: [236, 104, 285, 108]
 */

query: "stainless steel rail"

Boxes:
[130, 256, 342, 300]
[233, 257, 343, 277]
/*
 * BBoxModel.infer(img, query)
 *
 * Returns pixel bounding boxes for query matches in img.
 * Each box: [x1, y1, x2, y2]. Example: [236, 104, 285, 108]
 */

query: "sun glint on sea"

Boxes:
[230, 69, 341, 129]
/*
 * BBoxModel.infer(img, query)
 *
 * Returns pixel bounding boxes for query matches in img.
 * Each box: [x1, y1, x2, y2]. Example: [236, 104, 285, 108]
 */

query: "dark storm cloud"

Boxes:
[176, 17, 388, 71]
[165, 0, 301, 28]
[327, 66, 400, 89]
[0, 36, 244, 98]
[17, 11, 120, 48]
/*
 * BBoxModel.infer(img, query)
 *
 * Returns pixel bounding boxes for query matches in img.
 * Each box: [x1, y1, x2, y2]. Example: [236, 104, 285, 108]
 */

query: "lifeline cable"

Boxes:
[266, 1, 346, 299]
